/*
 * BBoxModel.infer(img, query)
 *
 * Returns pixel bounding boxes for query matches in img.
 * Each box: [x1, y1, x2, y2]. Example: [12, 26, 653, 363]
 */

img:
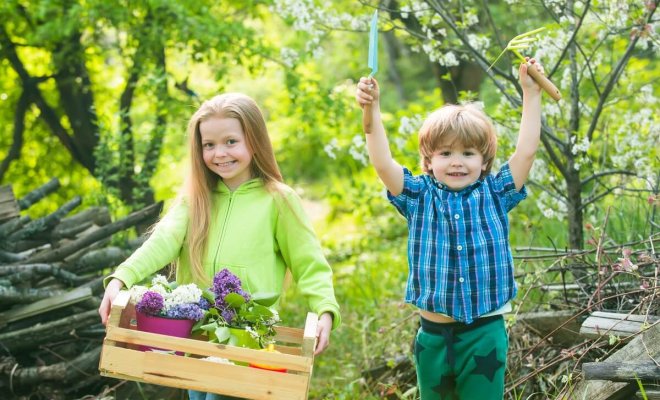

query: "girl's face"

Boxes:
[200, 117, 253, 190]
[427, 140, 486, 191]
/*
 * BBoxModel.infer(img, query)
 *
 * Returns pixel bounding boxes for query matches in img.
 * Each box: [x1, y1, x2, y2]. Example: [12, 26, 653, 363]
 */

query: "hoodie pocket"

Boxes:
[213, 264, 253, 294]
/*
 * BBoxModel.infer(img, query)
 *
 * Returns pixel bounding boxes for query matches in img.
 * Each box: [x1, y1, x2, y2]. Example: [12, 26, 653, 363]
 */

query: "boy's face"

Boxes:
[427, 141, 487, 191]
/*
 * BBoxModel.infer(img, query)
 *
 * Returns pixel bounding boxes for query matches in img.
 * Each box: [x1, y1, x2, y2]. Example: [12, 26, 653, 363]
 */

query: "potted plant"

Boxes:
[196, 269, 280, 350]
[129, 275, 205, 353]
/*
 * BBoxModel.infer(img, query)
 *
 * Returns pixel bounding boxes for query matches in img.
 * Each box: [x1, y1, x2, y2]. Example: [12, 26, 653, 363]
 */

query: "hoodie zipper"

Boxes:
[213, 190, 236, 270]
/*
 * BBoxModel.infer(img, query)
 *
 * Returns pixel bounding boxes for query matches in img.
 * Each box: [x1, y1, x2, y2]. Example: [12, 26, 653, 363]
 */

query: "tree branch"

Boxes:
[581, 170, 638, 186]
[585, 2, 658, 142]
[0, 89, 29, 182]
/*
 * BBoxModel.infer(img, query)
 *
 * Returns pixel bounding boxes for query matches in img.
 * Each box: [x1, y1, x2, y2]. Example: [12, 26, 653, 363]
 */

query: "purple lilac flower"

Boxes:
[136, 291, 164, 316]
[165, 303, 205, 321]
[220, 308, 237, 325]
[212, 269, 250, 309]
[198, 298, 212, 310]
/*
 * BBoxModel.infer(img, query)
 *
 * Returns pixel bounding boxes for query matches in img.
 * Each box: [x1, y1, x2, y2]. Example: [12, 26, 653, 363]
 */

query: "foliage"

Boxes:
[195, 269, 281, 349]
[274, 0, 660, 249]
[0, 0, 276, 213]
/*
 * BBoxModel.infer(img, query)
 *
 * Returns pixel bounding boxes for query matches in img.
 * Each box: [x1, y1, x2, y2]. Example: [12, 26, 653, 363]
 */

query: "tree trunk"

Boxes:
[566, 167, 584, 250]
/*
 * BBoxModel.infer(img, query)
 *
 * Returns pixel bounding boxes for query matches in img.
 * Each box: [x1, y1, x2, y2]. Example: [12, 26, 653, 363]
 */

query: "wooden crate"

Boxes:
[99, 291, 317, 400]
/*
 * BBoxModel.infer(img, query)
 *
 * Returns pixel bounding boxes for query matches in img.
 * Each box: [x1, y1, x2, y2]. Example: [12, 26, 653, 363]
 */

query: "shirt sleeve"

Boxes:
[491, 162, 527, 211]
[386, 167, 425, 217]
[275, 190, 342, 330]
[104, 200, 189, 288]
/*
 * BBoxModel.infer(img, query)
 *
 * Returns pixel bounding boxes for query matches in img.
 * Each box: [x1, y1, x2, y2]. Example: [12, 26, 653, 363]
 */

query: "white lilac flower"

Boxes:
[129, 285, 149, 304]
[149, 284, 168, 297]
[151, 275, 169, 287]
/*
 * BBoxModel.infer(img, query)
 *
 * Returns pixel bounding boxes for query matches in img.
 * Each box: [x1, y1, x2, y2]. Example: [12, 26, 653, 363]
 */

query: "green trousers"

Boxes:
[414, 315, 508, 400]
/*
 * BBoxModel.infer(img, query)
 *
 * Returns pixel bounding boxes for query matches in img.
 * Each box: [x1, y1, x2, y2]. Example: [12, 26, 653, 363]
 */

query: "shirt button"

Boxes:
[454, 214, 460, 219]
[459, 277, 465, 283]
[457, 245, 463, 251]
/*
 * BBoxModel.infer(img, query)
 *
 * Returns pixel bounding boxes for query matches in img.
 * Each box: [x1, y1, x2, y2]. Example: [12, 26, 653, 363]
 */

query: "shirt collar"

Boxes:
[428, 175, 483, 194]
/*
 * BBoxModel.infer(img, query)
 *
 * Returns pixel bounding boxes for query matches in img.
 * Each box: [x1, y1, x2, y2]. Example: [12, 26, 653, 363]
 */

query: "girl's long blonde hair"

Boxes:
[182, 93, 283, 283]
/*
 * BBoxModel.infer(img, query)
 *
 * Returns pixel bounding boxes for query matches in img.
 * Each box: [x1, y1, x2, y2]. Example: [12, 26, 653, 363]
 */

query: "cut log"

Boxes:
[24, 202, 162, 263]
[570, 322, 660, 399]
[70, 246, 131, 273]
[583, 361, 660, 382]
[0, 309, 100, 353]
[0, 285, 68, 306]
[0, 345, 101, 387]
[0, 215, 29, 241]
[0, 287, 92, 327]
[1, 263, 84, 285]
[580, 311, 659, 339]
[0, 185, 19, 223]
[51, 206, 111, 240]
[7, 196, 81, 242]
[637, 388, 660, 399]
[16, 177, 60, 210]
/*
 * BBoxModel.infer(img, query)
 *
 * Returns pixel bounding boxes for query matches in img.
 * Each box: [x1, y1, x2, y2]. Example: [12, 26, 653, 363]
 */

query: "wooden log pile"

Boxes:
[0, 179, 162, 399]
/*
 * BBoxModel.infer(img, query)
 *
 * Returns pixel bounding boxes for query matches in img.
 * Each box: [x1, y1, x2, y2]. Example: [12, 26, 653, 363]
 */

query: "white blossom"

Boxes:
[324, 138, 338, 159]
[280, 47, 299, 68]
[151, 275, 169, 287]
[398, 114, 423, 135]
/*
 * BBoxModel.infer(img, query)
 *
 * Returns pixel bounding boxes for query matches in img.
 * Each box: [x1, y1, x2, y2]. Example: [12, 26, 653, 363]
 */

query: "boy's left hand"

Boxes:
[519, 57, 544, 93]
[314, 312, 333, 355]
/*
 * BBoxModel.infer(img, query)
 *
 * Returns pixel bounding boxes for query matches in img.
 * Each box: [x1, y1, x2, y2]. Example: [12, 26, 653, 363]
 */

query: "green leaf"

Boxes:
[224, 292, 247, 308]
[214, 326, 231, 343]
[200, 322, 218, 332]
[251, 292, 279, 307]
[202, 289, 216, 304]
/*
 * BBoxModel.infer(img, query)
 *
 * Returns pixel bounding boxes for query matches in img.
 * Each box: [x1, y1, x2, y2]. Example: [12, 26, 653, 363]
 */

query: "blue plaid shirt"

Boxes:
[388, 162, 526, 324]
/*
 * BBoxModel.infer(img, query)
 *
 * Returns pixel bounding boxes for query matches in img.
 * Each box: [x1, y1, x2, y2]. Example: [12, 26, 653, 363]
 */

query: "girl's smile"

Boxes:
[199, 117, 254, 190]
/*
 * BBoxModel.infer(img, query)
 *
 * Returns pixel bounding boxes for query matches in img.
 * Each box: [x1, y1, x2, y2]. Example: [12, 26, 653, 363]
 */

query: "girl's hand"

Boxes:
[519, 57, 544, 94]
[98, 278, 124, 325]
[314, 312, 333, 355]
[356, 77, 380, 107]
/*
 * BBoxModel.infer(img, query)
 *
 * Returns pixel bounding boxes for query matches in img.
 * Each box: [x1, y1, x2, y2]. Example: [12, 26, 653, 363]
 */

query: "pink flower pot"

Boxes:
[135, 311, 194, 355]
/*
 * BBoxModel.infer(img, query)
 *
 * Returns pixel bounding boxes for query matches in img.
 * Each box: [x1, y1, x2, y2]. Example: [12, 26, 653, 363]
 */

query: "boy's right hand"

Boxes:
[98, 278, 124, 326]
[356, 77, 380, 107]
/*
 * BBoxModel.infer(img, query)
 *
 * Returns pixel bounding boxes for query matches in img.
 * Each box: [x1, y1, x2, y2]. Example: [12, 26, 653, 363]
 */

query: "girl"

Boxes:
[98, 93, 341, 400]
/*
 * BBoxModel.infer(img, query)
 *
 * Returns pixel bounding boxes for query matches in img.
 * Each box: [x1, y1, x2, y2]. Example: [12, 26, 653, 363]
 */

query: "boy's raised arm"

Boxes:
[509, 59, 543, 191]
[356, 77, 404, 196]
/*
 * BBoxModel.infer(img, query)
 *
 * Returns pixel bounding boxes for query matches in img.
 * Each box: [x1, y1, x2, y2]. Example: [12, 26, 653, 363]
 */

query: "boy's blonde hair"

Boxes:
[418, 103, 498, 177]
[183, 93, 283, 282]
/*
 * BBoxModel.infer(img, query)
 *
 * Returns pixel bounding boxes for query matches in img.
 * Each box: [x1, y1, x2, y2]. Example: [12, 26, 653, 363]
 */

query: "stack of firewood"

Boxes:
[0, 179, 161, 399]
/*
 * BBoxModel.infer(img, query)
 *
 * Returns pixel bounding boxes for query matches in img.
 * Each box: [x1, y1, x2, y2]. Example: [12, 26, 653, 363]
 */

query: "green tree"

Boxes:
[275, 0, 660, 249]
[0, 0, 273, 210]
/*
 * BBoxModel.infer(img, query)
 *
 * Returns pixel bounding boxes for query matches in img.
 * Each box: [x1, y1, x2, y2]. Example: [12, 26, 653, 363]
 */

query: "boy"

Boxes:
[355, 59, 543, 399]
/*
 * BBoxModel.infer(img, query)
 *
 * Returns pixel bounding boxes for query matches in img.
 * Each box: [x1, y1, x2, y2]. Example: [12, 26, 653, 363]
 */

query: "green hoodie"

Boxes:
[107, 179, 341, 329]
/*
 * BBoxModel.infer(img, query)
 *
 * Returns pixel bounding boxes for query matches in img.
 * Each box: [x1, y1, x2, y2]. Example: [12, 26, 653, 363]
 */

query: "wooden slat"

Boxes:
[105, 326, 312, 372]
[301, 312, 318, 358]
[100, 346, 309, 399]
[571, 322, 660, 399]
[99, 290, 315, 399]
[274, 326, 305, 344]
[580, 312, 659, 339]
